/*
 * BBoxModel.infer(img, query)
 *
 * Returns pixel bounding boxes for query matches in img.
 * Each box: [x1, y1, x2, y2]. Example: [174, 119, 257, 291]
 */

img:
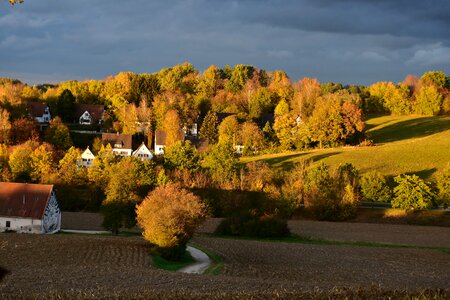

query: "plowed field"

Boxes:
[0, 233, 449, 299]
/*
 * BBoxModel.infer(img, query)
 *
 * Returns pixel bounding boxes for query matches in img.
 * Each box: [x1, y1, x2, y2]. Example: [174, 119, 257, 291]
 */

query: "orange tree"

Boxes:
[136, 184, 206, 260]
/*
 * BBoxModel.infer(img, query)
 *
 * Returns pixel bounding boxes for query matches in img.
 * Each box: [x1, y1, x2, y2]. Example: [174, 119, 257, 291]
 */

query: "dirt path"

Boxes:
[178, 246, 211, 274]
[288, 220, 450, 247]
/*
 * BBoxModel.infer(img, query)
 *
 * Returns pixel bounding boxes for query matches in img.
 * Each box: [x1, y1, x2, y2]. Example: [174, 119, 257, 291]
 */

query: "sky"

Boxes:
[1, 0, 449, 86]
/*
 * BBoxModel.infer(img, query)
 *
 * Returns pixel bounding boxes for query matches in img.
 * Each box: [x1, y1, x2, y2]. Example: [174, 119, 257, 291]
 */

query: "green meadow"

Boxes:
[242, 115, 450, 180]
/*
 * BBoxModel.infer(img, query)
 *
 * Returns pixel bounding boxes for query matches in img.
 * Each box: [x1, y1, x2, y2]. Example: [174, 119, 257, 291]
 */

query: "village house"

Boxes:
[28, 102, 51, 124]
[132, 143, 153, 161]
[80, 146, 95, 167]
[0, 182, 61, 234]
[154, 130, 186, 155]
[74, 104, 105, 125]
[102, 133, 133, 156]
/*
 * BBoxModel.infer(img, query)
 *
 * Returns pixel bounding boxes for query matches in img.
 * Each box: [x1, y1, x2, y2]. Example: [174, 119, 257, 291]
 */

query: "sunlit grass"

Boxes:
[242, 115, 450, 180]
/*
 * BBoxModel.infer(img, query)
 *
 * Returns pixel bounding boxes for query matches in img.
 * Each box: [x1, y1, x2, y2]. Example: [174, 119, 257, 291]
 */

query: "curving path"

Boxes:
[178, 246, 211, 274]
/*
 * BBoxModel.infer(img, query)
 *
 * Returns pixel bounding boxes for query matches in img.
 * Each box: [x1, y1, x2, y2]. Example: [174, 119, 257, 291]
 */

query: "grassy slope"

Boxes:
[242, 115, 450, 180]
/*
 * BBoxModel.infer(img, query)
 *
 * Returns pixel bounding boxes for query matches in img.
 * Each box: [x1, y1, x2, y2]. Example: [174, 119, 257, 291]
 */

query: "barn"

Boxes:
[0, 182, 61, 234]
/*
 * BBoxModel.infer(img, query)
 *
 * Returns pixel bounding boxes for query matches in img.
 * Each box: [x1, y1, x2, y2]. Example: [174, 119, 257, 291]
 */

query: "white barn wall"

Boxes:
[0, 217, 42, 233]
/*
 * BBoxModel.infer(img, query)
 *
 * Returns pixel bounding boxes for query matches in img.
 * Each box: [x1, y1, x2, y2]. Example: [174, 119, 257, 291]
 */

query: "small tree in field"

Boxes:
[360, 171, 391, 202]
[392, 175, 435, 211]
[136, 184, 206, 260]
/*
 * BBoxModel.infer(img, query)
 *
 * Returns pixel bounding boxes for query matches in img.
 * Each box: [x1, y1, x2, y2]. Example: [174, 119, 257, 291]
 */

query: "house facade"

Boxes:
[102, 133, 133, 156]
[75, 104, 105, 125]
[80, 147, 95, 167]
[28, 102, 51, 124]
[132, 143, 153, 161]
[0, 182, 61, 234]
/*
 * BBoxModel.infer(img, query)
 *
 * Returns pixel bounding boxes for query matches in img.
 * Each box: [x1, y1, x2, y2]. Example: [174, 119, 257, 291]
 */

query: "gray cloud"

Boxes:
[0, 0, 449, 85]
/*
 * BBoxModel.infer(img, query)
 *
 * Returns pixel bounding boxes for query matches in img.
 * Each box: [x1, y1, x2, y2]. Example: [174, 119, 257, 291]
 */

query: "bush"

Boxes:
[436, 165, 450, 207]
[392, 174, 435, 211]
[303, 163, 360, 221]
[136, 184, 207, 260]
[360, 171, 391, 202]
[215, 212, 290, 238]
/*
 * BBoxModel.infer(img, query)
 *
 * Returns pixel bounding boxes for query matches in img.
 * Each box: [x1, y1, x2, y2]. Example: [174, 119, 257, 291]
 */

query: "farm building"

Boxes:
[0, 182, 61, 234]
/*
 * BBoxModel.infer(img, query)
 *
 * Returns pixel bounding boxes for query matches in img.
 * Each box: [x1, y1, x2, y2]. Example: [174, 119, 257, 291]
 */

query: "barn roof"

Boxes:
[102, 133, 132, 149]
[28, 102, 48, 117]
[0, 182, 54, 219]
[75, 104, 104, 123]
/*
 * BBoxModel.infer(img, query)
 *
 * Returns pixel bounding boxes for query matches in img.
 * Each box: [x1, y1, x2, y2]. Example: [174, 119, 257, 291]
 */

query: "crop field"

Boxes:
[1, 232, 449, 299]
[242, 115, 450, 179]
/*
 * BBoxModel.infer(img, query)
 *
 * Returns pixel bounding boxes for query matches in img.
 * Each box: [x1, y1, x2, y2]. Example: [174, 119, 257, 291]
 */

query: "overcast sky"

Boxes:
[1, 0, 449, 85]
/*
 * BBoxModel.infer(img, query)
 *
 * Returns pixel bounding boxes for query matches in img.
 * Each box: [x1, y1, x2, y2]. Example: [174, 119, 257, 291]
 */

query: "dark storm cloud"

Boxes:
[0, 0, 449, 85]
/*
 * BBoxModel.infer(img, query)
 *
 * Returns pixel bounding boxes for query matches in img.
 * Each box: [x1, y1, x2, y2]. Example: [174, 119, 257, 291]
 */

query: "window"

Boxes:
[6, 221, 10, 228]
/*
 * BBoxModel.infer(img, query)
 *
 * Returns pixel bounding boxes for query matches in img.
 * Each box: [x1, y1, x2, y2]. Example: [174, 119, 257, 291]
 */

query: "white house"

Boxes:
[75, 104, 105, 125]
[132, 143, 153, 161]
[80, 147, 95, 167]
[28, 102, 51, 124]
[0, 182, 61, 234]
[154, 130, 167, 155]
[102, 133, 133, 157]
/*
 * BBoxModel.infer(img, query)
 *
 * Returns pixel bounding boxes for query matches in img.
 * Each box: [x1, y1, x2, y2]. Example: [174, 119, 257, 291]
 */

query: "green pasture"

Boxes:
[242, 115, 450, 180]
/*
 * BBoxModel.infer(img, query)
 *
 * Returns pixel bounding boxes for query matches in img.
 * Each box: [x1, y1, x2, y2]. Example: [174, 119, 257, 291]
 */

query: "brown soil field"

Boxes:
[1, 233, 449, 299]
[288, 220, 450, 247]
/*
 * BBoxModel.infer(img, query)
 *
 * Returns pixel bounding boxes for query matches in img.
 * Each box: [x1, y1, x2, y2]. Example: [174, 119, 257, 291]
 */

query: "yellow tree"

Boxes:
[0, 108, 11, 144]
[163, 109, 182, 147]
[136, 184, 206, 260]
[292, 77, 321, 118]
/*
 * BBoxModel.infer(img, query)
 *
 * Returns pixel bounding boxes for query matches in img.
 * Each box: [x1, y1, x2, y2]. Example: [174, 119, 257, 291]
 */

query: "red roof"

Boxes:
[0, 182, 54, 219]
[102, 133, 133, 149]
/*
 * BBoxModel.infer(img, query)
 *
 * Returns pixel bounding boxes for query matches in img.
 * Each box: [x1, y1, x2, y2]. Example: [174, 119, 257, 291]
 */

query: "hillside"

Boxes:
[242, 115, 450, 180]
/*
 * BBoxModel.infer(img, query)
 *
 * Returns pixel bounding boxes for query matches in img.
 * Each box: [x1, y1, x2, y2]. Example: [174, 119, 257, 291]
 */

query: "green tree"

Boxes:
[218, 115, 240, 145]
[392, 175, 435, 211]
[136, 184, 207, 260]
[9, 142, 34, 182]
[225, 64, 254, 93]
[87, 144, 115, 189]
[58, 146, 85, 185]
[45, 117, 72, 150]
[436, 165, 450, 207]
[203, 142, 239, 184]
[359, 171, 391, 202]
[199, 110, 218, 144]
[101, 158, 142, 235]
[420, 71, 446, 88]
[57, 89, 76, 122]
[414, 84, 443, 116]
[164, 140, 200, 171]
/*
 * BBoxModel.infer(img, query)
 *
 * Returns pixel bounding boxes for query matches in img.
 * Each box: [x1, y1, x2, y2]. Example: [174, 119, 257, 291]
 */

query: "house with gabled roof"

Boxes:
[75, 104, 105, 125]
[0, 182, 61, 234]
[80, 147, 95, 167]
[154, 130, 185, 155]
[132, 143, 153, 161]
[28, 102, 51, 124]
[102, 133, 132, 156]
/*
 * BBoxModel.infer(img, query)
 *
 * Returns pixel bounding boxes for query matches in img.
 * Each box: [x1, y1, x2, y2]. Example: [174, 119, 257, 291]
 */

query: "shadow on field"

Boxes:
[406, 168, 437, 179]
[309, 152, 341, 163]
[368, 116, 450, 143]
[0, 267, 9, 282]
[263, 152, 310, 170]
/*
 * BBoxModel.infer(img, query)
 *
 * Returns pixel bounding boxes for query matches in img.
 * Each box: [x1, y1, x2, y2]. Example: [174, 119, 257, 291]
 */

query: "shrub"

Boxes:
[360, 171, 392, 202]
[215, 211, 290, 238]
[136, 184, 206, 260]
[392, 175, 435, 211]
[436, 165, 450, 207]
[303, 163, 360, 221]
